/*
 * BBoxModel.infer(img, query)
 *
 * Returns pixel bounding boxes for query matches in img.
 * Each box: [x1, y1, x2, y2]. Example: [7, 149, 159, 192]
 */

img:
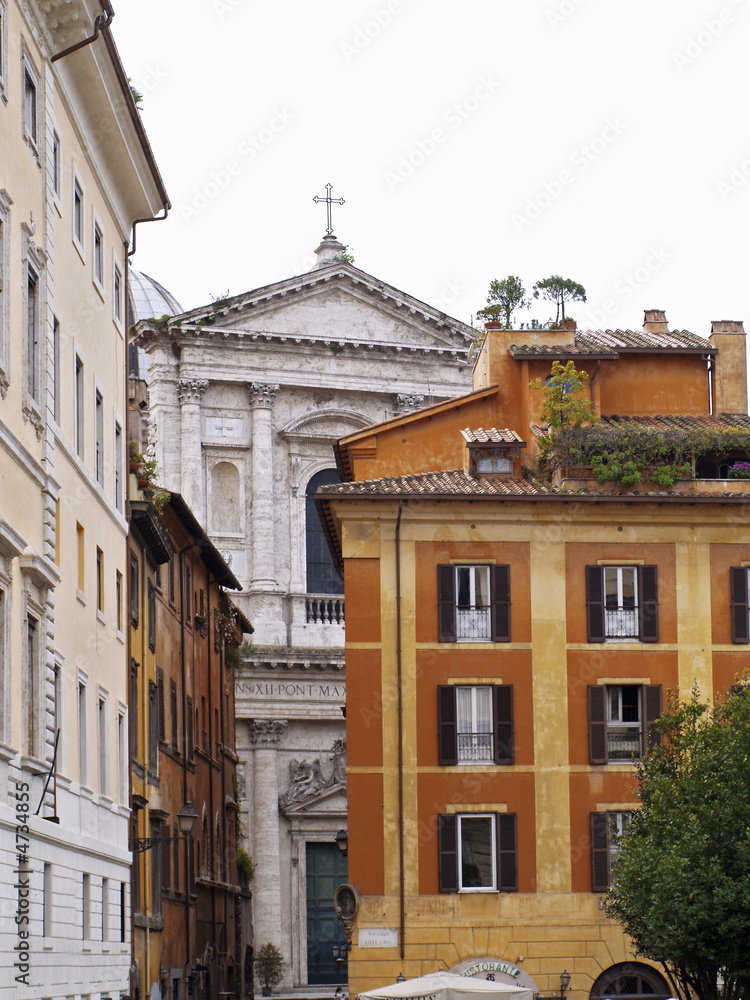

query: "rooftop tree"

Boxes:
[476, 275, 530, 328]
[532, 274, 586, 324]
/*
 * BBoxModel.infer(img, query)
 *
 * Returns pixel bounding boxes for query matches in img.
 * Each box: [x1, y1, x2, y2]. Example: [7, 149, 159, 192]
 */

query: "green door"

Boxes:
[306, 842, 348, 985]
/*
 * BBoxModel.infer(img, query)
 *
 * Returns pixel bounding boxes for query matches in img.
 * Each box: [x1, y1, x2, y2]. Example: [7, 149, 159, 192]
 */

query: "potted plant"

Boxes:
[255, 942, 284, 996]
[727, 461, 750, 479]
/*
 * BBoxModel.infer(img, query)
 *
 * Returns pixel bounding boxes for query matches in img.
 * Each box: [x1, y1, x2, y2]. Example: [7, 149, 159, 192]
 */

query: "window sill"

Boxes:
[96, 609, 107, 625]
[77, 589, 87, 606]
[92, 277, 106, 303]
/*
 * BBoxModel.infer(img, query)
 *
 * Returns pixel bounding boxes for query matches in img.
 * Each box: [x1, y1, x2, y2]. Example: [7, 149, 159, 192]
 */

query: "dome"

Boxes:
[128, 268, 184, 323]
[128, 270, 184, 380]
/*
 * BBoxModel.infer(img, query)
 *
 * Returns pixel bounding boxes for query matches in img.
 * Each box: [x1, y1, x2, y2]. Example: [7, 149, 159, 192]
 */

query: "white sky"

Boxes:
[113, 0, 750, 336]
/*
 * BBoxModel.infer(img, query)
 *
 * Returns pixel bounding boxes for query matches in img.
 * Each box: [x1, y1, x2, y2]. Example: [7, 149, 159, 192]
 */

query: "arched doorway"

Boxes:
[591, 962, 672, 1000]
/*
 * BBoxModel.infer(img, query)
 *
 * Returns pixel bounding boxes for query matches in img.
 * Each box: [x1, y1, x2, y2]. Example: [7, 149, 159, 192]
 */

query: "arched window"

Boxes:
[591, 962, 671, 1000]
[306, 469, 343, 595]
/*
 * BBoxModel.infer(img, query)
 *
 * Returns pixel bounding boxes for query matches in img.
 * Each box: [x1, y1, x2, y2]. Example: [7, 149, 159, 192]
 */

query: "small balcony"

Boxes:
[604, 606, 639, 640]
[457, 732, 493, 763]
[456, 606, 491, 640]
[607, 725, 642, 760]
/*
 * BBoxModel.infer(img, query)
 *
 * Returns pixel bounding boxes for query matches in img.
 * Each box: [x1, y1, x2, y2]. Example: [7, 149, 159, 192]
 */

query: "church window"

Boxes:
[305, 469, 343, 595]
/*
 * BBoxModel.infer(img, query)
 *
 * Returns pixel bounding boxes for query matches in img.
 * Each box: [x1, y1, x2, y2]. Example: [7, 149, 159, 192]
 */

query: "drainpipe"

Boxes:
[50, 0, 114, 62]
[395, 501, 405, 962]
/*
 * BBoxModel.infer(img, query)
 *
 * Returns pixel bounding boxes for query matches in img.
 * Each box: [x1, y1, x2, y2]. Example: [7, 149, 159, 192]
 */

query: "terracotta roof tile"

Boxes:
[601, 413, 750, 430]
[461, 428, 524, 444]
[318, 469, 750, 501]
[578, 329, 713, 352]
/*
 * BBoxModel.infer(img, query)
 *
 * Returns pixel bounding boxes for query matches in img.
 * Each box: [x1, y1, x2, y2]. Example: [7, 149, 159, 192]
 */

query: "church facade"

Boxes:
[134, 234, 475, 988]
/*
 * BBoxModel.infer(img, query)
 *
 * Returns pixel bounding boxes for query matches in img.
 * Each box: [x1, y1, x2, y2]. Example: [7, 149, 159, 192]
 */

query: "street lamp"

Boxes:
[560, 971, 571, 998]
[332, 944, 350, 967]
[131, 801, 198, 853]
[335, 829, 348, 857]
[396, 974, 406, 984]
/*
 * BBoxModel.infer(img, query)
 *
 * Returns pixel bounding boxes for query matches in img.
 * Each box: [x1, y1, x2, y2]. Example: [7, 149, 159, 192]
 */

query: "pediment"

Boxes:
[280, 780, 347, 816]
[145, 265, 474, 358]
[280, 408, 372, 442]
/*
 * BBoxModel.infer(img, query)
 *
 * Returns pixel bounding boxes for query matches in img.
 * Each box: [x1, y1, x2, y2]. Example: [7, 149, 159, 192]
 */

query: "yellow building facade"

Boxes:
[320, 315, 750, 1000]
[0, 2, 167, 997]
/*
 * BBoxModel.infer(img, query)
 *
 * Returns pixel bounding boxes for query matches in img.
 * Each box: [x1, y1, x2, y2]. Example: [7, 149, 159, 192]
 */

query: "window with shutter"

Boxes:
[730, 567, 750, 643]
[437, 685, 514, 765]
[591, 811, 633, 891]
[588, 685, 661, 763]
[586, 565, 659, 642]
[437, 564, 511, 642]
[437, 812, 517, 892]
[156, 669, 165, 744]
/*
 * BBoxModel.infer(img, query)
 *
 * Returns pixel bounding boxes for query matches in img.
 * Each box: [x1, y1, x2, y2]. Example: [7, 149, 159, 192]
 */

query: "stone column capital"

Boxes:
[177, 378, 209, 404]
[248, 382, 280, 408]
[249, 719, 287, 746]
[395, 392, 425, 414]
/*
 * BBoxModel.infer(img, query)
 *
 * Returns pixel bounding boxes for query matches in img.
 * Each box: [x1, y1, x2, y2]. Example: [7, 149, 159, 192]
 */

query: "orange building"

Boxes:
[319, 312, 750, 1000]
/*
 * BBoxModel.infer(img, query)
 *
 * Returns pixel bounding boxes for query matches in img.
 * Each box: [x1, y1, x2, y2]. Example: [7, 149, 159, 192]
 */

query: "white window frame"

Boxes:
[77, 673, 88, 788]
[606, 684, 643, 761]
[74, 351, 84, 458]
[51, 316, 60, 424]
[603, 565, 639, 640]
[72, 169, 85, 257]
[50, 127, 62, 205]
[113, 259, 123, 326]
[0, 188, 11, 397]
[114, 419, 123, 511]
[454, 564, 491, 641]
[92, 214, 105, 293]
[457, 813, 497, 892]
[21, 45, 40, 155]
[0, 1, 8, 104]
[455, 685, 493, 763]
[95, 386, 104, 485]
[97, 689, 108, 797]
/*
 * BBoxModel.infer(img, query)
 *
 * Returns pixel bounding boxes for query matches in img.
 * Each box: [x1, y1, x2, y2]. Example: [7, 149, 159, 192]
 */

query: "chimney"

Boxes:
[709, 320, 747, 415]
[643, 309, 668, 334]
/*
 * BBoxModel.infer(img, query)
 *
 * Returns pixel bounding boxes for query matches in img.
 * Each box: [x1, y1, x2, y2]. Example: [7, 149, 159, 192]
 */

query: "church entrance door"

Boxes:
[306, 842, 348, 985]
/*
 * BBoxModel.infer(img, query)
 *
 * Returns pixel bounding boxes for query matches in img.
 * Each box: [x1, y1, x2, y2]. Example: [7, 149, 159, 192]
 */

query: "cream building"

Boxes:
[134, 234, 475, 989]
[0, 2, 167, 998]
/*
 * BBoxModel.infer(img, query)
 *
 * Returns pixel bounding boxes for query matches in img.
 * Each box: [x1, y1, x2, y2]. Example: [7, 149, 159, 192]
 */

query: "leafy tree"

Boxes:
[530, 360, 597, 431]
[532, 274, 586, 323]
[477, 275, 529, 328]
[602, 687, 750, 1000]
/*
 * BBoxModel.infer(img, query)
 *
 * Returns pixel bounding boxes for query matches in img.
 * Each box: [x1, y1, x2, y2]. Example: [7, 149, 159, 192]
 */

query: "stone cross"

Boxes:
[313, 183, 345, 235]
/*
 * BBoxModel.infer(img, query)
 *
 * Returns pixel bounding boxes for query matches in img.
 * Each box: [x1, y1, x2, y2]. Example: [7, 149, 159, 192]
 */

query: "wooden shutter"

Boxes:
[643, 685, 662, 751]
[586, 566, 605, 642]
[170, 682, 178, 751]
[156, 669, 165, 744]
[493, 685, 514, 764]
[437, 814, 458, 892]
[638, 566, 659, 642]
[437, 686, 458, 766]
[491, 565, 511, 642]
[186, 695, 194, 761]
[438, 565, 456, 642]
[590, 812, 610, 892]
[160, 827, 171, 890]
[730, 567, 750, 643]
[496, 813, 517, 892]
[588, 685, 608, 764]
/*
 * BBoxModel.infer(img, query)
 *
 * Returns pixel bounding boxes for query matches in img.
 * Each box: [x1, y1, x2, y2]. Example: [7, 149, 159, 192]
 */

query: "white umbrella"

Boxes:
[358, 971, 535, 1000]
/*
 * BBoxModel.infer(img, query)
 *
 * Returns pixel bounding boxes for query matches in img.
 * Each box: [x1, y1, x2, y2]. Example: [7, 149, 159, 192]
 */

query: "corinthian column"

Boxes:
[249, 719, 287, 971]
[248, 382, 280, 590]
[177, 378, 208, 518]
